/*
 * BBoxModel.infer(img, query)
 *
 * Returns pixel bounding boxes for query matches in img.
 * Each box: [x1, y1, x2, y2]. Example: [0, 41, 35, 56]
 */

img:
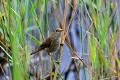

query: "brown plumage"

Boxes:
[30, 28, 63, 55]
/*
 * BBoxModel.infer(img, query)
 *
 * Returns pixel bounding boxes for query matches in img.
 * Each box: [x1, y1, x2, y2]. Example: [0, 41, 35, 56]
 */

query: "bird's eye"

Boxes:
[56, 29, 58, 32]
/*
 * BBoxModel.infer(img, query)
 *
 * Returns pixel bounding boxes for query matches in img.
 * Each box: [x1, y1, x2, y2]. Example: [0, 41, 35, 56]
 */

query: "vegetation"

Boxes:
[0, 0, 120, 80]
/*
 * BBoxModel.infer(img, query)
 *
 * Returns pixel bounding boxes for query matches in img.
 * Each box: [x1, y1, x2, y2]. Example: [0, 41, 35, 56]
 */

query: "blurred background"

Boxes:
[0, 0, 120, 80]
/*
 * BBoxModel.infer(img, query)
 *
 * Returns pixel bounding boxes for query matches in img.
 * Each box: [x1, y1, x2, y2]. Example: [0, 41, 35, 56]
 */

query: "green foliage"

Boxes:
[86, 0, 118, 79]
[0, 0, 46, 79]
[0, 0, 119, 80]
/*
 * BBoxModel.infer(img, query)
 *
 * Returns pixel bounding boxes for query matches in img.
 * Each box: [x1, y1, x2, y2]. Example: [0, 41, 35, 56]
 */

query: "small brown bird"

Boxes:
[30, 28, 63, 55]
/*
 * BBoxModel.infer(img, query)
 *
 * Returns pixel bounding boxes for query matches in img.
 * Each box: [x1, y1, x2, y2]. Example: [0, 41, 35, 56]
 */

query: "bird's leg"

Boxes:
[55, 60, 61, 64]
[48, 53, 51, 56]
[47, 53, 60, 64]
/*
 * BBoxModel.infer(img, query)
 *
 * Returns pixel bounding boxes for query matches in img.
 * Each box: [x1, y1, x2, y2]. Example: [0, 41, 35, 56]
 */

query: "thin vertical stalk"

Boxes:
[53, 0, 68, 80]
[49, 54, 53, 80]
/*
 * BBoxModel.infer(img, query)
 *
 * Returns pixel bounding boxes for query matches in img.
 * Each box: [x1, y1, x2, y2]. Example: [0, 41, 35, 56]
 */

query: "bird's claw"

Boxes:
[55, 61, 61, 64]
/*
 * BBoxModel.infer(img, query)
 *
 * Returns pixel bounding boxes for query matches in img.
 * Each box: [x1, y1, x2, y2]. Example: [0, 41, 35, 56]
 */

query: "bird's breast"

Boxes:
[45, 39, 60, 53]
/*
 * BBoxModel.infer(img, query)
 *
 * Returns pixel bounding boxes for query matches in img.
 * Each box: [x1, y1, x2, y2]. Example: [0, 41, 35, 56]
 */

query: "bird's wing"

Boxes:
[39, 37, 54, 50]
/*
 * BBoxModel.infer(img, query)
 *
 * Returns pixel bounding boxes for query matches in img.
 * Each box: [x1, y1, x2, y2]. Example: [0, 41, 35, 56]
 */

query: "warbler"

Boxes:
[30, 28, 63, 55]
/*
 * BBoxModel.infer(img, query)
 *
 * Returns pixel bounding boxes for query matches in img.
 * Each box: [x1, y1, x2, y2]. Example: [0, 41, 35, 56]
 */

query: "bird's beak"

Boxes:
[56, 29, 63, 32]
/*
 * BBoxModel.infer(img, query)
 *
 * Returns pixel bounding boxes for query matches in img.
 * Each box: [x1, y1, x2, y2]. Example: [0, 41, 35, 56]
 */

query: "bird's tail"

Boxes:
[30, 48, 42, 55]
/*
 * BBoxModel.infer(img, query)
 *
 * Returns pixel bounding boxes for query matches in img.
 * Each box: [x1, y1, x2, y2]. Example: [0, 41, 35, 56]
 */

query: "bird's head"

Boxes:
[52, 28, 63, 39]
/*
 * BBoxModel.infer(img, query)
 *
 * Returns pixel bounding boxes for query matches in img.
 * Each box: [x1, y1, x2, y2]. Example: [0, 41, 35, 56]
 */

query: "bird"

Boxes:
[30, 28, 63, 55]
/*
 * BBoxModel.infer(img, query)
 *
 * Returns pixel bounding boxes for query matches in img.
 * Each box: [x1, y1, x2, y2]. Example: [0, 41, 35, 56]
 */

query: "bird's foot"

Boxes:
[48, 53, 51, 56]
[55, 61, 61, 64]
